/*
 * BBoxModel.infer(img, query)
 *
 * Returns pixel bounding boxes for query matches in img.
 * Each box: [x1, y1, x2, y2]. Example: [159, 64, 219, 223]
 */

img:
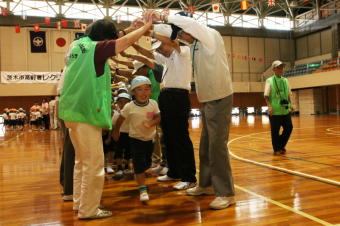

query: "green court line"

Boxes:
[229, 145, 340, 168]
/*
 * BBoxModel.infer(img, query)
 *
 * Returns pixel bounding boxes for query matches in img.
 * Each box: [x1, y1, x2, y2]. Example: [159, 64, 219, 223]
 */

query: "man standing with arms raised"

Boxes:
[144, 10, 235, 210]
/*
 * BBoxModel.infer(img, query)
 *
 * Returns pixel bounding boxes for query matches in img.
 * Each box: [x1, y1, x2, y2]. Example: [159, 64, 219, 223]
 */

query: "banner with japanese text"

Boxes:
[1, 71, 60, 84]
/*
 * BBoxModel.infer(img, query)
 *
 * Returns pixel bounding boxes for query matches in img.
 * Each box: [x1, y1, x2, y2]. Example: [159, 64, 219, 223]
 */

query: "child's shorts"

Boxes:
[10, 120, 17, 126]
[102, 133, 115, 155]
[36, 119, 42, 126]
[30, 121, 36, 126]
[129, 137, 154, 174]
[4, 119, 8, 125]
[115, 132, 131, 160]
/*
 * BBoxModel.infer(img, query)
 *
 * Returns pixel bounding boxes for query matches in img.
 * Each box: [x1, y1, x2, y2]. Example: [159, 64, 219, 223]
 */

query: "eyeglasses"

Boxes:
[275, 65, 285, 69]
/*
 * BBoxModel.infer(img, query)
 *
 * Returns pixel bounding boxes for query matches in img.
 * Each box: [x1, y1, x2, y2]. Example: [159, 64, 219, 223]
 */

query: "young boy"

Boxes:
[29, 107, 38, 132]
[113, 76, 160, 202]
[18, 108, 25, 131]
[3, 109, 9, 130]
[110, 93, 132, 176]
[9, 109, 17, 131]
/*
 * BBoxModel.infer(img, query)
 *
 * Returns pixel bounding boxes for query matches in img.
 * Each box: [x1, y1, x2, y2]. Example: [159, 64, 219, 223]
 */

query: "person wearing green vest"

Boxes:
[264, 61, 294, 156]
[59, 18, 152, 220]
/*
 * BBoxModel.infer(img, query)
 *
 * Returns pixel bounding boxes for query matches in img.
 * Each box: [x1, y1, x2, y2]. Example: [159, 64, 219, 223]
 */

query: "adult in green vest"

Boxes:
[59, 18, 152, 220]
[264, 61, 294, 155]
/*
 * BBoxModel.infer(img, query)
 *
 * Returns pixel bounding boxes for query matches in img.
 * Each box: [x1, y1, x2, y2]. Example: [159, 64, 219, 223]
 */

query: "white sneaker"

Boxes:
[63, 195, 73, 201]
[186, 186, 215, 196]
[152, 165, 163, 173]
[79, 209, 113, 219]
[40, 129, 44, 131]
[140, 193, 149, 202]
[209, 196, 236, 210]
[159, 167, 169, 175]
[107, 164, 114, 175]
[74, 204, 105, 213]
[124, 169, 132, 175]
[157, 175, 180, 182]
[115, 170, 123, 176]
[173, 182, 197, 190]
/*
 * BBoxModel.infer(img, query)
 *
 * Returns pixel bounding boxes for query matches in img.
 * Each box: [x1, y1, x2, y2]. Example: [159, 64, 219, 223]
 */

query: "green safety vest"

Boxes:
[148, 69, 160, 104]
[267, 75, 290, 115]
[59, 36, 112, 129]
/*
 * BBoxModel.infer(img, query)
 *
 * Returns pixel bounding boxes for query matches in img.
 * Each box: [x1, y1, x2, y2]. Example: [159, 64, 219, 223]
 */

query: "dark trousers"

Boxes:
[59, 128, 75, 196]
[158, 91, 196, 183]
[269, 114, 293, 152]
[43, 114, 50, 129]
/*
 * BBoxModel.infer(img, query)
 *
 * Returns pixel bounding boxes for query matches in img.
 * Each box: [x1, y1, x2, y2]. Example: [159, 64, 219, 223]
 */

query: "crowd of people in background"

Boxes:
[2, 96, 58, 132]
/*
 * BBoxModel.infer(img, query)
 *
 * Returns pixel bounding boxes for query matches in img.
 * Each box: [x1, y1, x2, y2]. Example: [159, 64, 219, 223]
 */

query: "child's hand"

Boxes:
[142, 121, 151, 129]
[105, 138, 111, 145]
[113, 131, 120, 141]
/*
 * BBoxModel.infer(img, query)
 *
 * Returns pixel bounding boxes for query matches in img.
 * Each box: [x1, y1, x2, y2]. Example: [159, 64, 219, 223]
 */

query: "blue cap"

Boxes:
[117, 93, 131, 101]
[19, 108, 23, 111]
[117, 87, 128, 94]
[114, 97, 118, 103]
[170, 11, 194, 40]
[131, 76, 151, 90]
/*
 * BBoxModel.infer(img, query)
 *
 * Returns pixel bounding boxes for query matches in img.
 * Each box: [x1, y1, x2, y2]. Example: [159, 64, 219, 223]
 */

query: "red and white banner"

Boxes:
[34, 24, 39, 32]
[53, 31, 69, 53]
[1, 71, 61, 84]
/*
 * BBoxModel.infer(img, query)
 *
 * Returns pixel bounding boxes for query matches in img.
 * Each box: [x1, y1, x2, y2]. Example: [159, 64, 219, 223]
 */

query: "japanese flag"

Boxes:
[212, 4, 220, 13]
[15, 26, 20, 33]
[34, 24, 40, 32]
[53, 30, 69, 53]
[81, 24, 87, 31]
[146, 37, 151, 43]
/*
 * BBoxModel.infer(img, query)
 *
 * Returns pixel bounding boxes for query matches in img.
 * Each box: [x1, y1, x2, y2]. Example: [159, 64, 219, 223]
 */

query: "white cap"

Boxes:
[132, 60, 145, 75]
[272, 61, 286, 69]
[150, 39, 162, 52]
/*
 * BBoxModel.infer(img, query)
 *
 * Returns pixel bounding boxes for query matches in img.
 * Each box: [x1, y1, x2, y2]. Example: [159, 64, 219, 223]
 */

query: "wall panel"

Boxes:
[307, 33, 321, 57]
[321, 29, 332, 54]
[296, 36, 308, 59]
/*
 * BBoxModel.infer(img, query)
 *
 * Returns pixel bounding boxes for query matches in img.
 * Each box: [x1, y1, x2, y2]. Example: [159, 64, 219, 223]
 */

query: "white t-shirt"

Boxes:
[49, 100, 56, 114]
[18, 112, 26, 119]
[112, 110, 130, 133]
[2, 113, 8, 120]
[120, 100, 160, 142]
[154, 46, 192, 91]
[30, 112, 39, 121]
[9, 113, 16, 120]
[37, 112, 42, 118]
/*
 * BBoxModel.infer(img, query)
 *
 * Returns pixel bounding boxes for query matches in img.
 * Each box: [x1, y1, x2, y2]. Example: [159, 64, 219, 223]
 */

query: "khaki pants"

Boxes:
[65, 121, 104, 218]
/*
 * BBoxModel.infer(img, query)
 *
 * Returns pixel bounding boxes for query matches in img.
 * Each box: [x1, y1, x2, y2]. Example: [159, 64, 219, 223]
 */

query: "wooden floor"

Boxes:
[1, 115, 340, 226]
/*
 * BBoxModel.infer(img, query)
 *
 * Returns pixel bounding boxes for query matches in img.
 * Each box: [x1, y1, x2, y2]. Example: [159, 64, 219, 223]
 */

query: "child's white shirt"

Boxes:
[2, 113, 8, 120]
[120, 99, 160, 142]
[9, 113, 17, 120]
[30, 112, 38, 121]
[18, 112, 25, 119]
[112, 110, 130, 133]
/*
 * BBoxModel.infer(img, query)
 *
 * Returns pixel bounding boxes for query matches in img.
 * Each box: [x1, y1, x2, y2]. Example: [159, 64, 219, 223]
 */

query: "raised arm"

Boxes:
[127, 54, 155, 70]
[111, 56, 134, 69]
[115, 20, 152, 55]
[118, 18, 145, 38]
[131, 43, 155, 60]
[148, 31, 180, 53]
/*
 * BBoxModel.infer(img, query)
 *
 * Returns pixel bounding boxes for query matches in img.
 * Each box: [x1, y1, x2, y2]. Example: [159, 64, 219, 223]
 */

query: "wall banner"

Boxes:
[1, 71, 61, 84]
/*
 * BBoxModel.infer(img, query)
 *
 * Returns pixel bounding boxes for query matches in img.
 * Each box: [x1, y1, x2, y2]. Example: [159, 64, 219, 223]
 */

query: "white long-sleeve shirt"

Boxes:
[168, 15, 233, 103]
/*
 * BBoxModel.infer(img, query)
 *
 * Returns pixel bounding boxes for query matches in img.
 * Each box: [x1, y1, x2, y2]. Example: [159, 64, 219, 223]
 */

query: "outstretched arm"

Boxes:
[131, 43, 155, 60]
[111, 56, 134, 69]
[127, 53, 155, 70]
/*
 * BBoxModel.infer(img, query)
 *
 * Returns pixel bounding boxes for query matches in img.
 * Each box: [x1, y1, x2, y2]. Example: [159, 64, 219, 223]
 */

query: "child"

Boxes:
[18, 108, 25, 131]
[104, 102, 118, 175]
[3, 109, 9, 130]
[29, 107, 38, 132]
[111, 93, 132, 176]
[37, 109, 44, 131]
[9, 109, 17, 131]
[113, 76, 161, 202]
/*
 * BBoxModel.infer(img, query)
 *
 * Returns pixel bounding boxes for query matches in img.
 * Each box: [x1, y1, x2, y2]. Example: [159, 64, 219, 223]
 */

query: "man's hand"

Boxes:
[131, 18, 145, 30]
[144, 30, 151, 37]
[111, 56, 119, 63]
[120, 51, 127, 58]
[290, 107, 294, 114]
[109, 63, 117, 71]
[113, 131, 120, 141]
[105, 138, 111, 145]
[143, 10, 161, 22]
[268, 106, 273, 116]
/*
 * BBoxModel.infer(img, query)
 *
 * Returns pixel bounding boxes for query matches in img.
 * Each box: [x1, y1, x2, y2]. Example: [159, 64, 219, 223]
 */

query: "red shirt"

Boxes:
[94, 40, 116, 77]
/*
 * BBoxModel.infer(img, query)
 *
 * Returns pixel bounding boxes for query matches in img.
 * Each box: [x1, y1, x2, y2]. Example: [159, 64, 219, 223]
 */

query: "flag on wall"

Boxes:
[268, 0, 275, 6]
[212, 3, 220, 13]
[45, 17, 50, 25]
[34, 24, 40, 32]
[233, 53, 235, 58]
[1, 7, 8, 16]
[164, 9, 170, 15]
[30, 31, 46, 53]
[75, 32, 84, 39]
[259, 58, 263, 62]
[57, 22, 61, 30]
[21, 10, 27, 20]
[62, 19, 67, 28]
[191, 6, 194, 14]
[81, 23, 87, 31]
[238, 55, 241, 59]
[74, 20, 80, 28]
[53, 31, 69, 53]
[245, 55, 247, 60]
[116, 15, 121, 24]
[15, 26, 20, 33]
[241, 1, 248, 10]
[146, 37, 151, 43]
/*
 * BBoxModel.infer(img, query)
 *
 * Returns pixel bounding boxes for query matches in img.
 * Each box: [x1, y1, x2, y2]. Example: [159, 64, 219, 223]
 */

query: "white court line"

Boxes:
[0, 132, 26, 145]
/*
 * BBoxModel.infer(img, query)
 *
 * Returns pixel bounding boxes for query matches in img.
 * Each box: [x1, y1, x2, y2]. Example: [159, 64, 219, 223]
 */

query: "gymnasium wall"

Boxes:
[296, 28, 333, 60]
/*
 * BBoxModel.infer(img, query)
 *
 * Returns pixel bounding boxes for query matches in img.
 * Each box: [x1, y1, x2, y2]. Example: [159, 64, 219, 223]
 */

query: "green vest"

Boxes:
[149, 69, 160, 104]
[267, 75, 290, 115]
[59, 36, 112, 129]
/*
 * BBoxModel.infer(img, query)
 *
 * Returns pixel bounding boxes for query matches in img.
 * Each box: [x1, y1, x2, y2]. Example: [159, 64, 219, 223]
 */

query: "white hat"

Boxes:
[272, 61, 286, 69]
[150, 39, 162, 52]
[132, 60, 145, 75]
[131, 76, 151, 90]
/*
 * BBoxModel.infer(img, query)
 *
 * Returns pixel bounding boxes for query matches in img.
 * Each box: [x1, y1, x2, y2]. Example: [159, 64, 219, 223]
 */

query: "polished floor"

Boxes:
[1, 115, 340, 225]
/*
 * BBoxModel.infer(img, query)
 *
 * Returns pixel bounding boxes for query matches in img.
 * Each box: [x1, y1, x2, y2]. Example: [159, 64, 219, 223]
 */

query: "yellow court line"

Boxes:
[234, 185, 334, 226]
[0, 132, 26, 145]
